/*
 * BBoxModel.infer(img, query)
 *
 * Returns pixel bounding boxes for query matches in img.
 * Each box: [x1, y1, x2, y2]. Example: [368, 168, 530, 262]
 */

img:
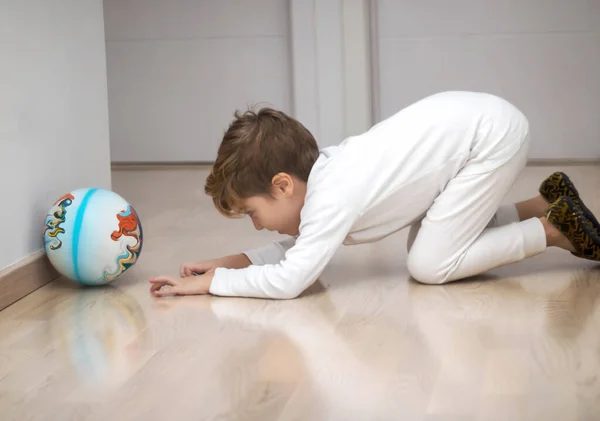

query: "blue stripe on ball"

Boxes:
[72, 188, 98, 283]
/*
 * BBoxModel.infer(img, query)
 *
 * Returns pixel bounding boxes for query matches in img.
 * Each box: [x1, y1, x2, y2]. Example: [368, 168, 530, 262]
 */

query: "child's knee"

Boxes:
[406, 248, 450, 285]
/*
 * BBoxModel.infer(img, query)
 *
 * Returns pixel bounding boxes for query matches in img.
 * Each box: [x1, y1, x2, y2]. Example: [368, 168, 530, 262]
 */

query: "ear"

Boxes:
[271, 173, 294, 197]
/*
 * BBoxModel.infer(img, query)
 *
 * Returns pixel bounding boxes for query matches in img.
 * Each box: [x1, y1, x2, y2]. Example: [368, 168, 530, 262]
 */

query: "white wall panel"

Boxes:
[289, 0, 373, 147]
[375, 0, 600, 160]
[104, 0, 292, 162]
[0, 0, 111, 269]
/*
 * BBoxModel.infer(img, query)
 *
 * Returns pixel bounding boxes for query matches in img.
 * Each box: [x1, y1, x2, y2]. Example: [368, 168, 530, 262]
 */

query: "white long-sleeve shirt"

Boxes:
[208, 91, 529, 299]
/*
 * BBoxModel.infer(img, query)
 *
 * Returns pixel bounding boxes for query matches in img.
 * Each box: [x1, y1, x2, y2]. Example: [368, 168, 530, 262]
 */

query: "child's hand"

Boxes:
[149, 271, 214, 297]
[180, 254, 251, 277]
[180, 261, 216, 277]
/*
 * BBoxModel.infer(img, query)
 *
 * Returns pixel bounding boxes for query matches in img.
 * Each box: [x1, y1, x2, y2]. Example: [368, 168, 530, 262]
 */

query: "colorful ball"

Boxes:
[43, 188, 143, 286]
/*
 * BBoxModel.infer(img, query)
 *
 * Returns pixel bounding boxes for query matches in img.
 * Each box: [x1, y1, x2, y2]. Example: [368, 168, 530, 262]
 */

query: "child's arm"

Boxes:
[209, 202, 358, 299]
[179, 237, 295, 277]
[180, 253, 251, 277]
[241, 236, 297, 265]
[149, 238, 298, 297]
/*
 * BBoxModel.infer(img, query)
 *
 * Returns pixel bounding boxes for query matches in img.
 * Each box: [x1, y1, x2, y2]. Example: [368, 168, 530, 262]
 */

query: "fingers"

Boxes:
[149, 281, 166, 293]
[180, 264, 195, 278]
[149, 276, 200, 297]
[180, 263, 209, 278]
[149, 277, 180, 296]
[180, 266, 189, 278]
[152, 286, 183, 297]
[149, 276, 177, 287]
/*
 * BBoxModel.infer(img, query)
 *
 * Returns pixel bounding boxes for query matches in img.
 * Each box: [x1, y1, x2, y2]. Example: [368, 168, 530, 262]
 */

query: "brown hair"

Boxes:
[205, 107, 319, 217]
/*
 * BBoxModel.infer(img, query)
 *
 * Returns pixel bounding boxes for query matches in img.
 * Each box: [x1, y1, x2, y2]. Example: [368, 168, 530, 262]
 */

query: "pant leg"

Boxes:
[406, 203, 521, 253]
[486, 204, 520, 228]
[406, 136, 547, 285]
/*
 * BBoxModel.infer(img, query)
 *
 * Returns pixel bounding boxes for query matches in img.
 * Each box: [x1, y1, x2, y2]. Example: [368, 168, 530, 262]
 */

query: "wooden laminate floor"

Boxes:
[1, 165, 600, 421]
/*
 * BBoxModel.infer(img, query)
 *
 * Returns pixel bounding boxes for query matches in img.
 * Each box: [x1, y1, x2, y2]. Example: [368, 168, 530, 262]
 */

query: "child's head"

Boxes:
[205, 107, 319, 236]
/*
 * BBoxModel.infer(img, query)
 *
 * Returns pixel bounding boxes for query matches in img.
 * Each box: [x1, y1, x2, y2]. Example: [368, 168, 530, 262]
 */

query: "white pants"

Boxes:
[406, 134, 547, 285]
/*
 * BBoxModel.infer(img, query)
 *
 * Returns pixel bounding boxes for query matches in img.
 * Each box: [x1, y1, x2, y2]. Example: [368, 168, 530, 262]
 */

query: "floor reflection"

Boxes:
[50, 284, 148, 383]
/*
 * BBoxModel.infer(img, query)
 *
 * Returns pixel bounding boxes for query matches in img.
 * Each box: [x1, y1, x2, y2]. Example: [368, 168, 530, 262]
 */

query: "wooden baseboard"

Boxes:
[0, 250, 60, 311]
[527, 159, 600, 166]
[111, 159, 600, 171]
[111, 162, 213, 171]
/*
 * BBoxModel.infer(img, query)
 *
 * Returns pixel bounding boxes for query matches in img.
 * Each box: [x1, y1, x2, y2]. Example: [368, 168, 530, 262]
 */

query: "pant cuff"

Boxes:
[520, 217, 547, 257]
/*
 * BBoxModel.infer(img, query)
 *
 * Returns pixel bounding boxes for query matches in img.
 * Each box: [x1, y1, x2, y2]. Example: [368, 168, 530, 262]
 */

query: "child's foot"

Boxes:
[539, 171, 600, 232]
[544, 196, 600, 261]
[515, 194, 552, 221]
[541, 216, 575, 252]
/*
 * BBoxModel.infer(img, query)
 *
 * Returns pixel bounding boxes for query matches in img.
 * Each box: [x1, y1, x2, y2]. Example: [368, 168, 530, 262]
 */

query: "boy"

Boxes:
[149, 91, 600, 299]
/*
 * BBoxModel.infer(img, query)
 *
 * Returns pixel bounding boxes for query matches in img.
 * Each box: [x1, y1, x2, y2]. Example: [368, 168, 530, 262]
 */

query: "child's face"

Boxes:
[241, 174, 306, 236]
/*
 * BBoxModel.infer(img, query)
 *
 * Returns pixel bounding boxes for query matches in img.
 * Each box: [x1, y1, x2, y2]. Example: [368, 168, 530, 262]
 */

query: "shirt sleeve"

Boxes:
[208, 202, 358, 299]
[242, 237, 297, 265]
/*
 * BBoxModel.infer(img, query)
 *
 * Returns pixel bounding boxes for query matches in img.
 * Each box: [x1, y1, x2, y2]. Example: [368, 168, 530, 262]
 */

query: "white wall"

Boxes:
[0, 0, 112, 270]
[374, 0, 600, 160]
[290, 0, 372, 147]
[103, 0, 292, 162]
